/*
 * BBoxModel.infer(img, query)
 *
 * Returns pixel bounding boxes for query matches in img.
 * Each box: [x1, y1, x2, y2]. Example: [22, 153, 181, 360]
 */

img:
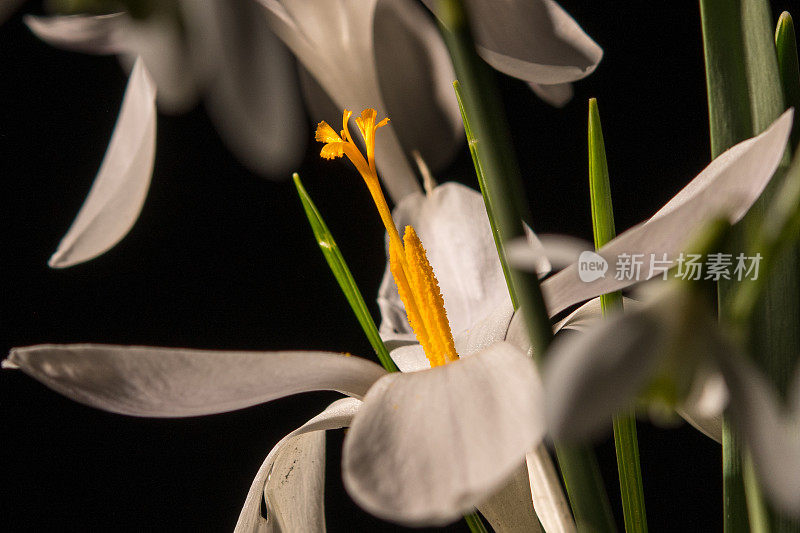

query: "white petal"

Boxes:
[387, 300, 514, 372]
[527, 445, 576, 533]
[553, 296, 642, 334]
[182, 0, 306, 176]
[49, 58, 157, 268]
[536, 110, 794, 317]
[235, 398, 361, 533]
[506, 234, 592, 274]
[373, 0, 462, 172]
[5, 344, 385, 417]
[342, 342, 545, 526]
[25, 13, 129, 54]
[256, 0, 421, 202]
[423, 0, 602, 84]
[528, 82, 574, 108]
[714, 350, 800, 517]
[477, 463, 543, 533]
[676, 371, 727, 443]
[388, 344, 431, 373]
[378, 183, 524, 337]
[503, 296, 632, 360]
[544, 308, 666, 440]
[454, 301, 515, 357]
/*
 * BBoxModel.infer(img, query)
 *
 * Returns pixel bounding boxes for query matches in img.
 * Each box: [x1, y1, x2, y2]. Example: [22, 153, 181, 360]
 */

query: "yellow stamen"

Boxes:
[315, 108, 458, 367]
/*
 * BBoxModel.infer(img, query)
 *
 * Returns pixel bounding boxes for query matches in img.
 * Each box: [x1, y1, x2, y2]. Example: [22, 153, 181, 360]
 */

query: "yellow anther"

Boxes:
[401, 226, 458, 366]
[316, 108, 458, 368]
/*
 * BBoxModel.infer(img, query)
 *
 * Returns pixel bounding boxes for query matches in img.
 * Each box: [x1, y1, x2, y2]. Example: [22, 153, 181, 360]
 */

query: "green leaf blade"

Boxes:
[293, 174, 398, 373]
[589, 98, 647, 533]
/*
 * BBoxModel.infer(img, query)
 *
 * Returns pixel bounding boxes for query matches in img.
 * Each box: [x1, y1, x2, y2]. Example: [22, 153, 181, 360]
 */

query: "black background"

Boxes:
[2, 1, 792, 531]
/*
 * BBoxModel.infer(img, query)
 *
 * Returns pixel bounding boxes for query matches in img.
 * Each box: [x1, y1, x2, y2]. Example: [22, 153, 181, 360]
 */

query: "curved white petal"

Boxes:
[5, 344, 385, 417]
[544, 308, 666, 440]
[529, 82, 574, 108]
[423, 0, 602, 84]
[25, 13, 129, 54]
[255, 0, 420, 202]
[506, 233, 590, 274]
[379, 183, 542, 337]
[373, 0, 462, 172]
[182, 0, 306, 176]
[503, 296, 626, 361]
[527, 445, 576, 533]
[235, 398, 361, 532]
[477, 463, 543, 533]
[714, 351, 800, 517]
[342, 342, 544, 526]
[49, 58, 157, 268]
[531, 109, 793, 317]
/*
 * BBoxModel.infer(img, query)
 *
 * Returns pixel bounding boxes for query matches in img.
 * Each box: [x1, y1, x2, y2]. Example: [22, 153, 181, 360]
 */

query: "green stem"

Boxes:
[435, 0, 551, 356]
[589, 98, 648, 533]
[700, 2, 795, 531]
[293, 174, 398, 373]
[434, 1, 615, 531]
[454, 80, 518, 309]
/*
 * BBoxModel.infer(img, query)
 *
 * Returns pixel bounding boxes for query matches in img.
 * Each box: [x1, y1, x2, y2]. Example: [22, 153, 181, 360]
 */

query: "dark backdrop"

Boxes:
[2, 2, 789, 531]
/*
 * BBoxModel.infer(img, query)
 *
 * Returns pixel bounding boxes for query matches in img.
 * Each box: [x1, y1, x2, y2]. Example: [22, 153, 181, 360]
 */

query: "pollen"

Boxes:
[316, 108, 458, 368]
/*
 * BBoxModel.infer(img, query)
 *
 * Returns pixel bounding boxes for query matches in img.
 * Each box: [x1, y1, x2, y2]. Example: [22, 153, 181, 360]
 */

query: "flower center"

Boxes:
[316, 109, 458, 367]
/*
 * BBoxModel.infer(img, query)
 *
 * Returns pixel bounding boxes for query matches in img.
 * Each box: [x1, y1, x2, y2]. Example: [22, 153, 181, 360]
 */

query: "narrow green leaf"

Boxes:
[776, 12, 800, 151]
[588, 98, 618, 252]
[464, 512, 490, 533]
[433, 1, 615, 530]
[589, 98, 648, 533]
[293, 174, 398, 373]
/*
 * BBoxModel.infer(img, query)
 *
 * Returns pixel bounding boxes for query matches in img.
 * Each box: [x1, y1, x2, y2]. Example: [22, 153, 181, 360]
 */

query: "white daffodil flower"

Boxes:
[421, 0, 603, 107]
[29, 0, 464, 268]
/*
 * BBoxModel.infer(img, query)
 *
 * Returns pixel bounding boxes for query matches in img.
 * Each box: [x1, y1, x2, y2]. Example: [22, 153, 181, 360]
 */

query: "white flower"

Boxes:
[3, 108, 559, 530]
